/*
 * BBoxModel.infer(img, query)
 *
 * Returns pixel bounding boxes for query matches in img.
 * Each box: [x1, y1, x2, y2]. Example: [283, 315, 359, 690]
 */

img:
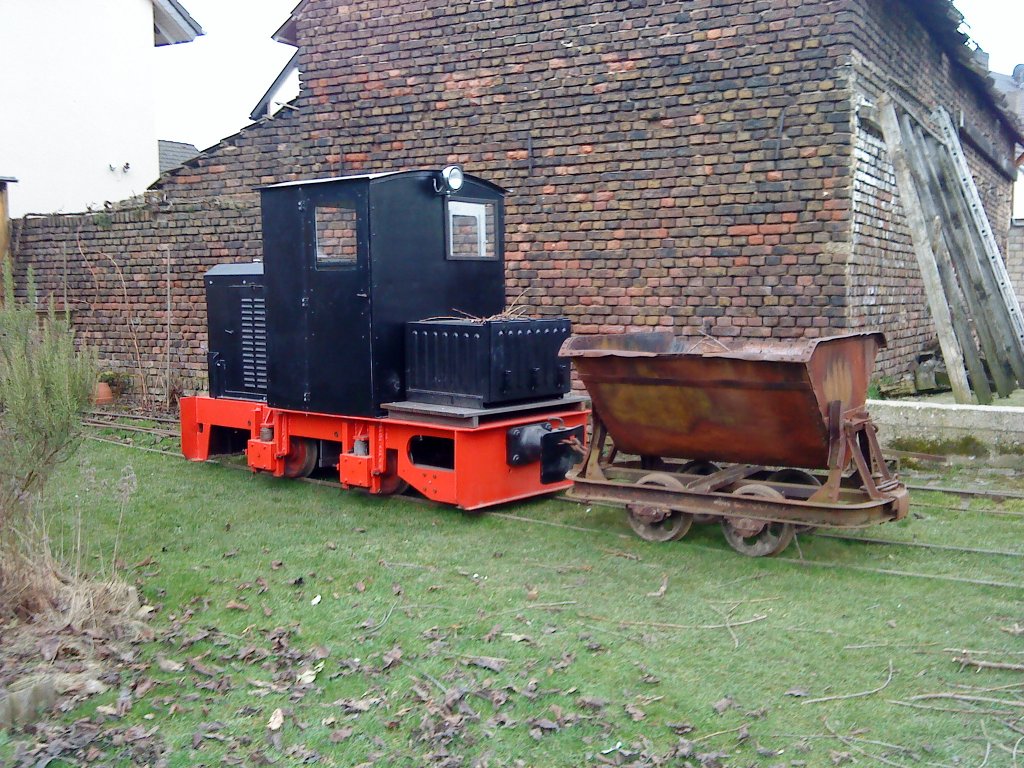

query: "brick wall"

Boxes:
[9, 0, 1018, 394]
[296, 0, 856, 341]
[1009, 222, 1024, 301]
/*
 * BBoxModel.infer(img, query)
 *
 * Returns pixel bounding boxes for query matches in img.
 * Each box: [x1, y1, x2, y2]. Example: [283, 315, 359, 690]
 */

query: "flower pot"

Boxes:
[92, 382, 115, 406]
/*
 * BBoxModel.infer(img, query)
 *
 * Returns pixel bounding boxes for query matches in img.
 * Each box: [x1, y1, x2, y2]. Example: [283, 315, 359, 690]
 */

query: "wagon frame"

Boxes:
[561, 331, 910, 556]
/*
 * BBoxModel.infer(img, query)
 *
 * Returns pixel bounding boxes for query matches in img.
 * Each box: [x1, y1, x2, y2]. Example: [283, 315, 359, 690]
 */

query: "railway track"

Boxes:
[83, 419, 1024, 589]
[85, 413, 1024, 507]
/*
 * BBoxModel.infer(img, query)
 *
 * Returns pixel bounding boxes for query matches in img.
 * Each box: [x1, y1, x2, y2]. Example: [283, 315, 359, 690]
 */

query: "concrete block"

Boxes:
[868, 399, 1024, 455]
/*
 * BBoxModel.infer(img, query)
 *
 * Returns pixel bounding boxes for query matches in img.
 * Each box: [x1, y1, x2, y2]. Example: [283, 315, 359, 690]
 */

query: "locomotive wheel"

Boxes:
[378, 473, 410, 496]
[283, 437, 319, 478]
[626, 472, 693, 543]
[374, 449, 409, 495]
[721, 483, 795, 557]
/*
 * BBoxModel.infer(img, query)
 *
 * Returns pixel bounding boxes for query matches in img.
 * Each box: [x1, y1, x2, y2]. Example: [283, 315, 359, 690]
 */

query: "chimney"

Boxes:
[0, 178, 15, 263]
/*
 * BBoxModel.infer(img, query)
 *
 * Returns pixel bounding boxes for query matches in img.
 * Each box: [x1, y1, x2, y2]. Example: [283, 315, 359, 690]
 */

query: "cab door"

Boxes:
[303, 184, 373, 415]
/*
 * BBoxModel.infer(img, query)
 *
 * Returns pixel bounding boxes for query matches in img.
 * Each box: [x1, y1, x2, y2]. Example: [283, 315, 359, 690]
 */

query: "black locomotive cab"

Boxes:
[258, 168, 506, 416]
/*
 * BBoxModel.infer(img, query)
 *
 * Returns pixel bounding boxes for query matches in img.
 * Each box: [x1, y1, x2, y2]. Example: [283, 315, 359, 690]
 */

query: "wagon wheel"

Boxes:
[283, 437, 319, 478]
[767, 469, 821, 489]
[640, 455, 664, 470]
[626, 472, 693, 543]
[766, 470, 820, 533]
[721, 483, 795, 557]
[679, 461, 720, 522]
[680, 460, 720, 476]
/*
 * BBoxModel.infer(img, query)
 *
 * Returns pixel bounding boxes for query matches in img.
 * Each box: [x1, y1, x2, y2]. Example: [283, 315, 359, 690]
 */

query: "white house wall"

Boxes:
[0, 0, 159, 216]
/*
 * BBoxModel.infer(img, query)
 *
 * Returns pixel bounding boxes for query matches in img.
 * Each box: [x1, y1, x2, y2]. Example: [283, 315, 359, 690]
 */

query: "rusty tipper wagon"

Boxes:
[559, 332, 909, 556]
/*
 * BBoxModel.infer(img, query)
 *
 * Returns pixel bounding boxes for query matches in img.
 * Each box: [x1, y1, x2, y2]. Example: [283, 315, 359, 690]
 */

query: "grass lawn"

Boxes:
[3, 439, 1024, 766]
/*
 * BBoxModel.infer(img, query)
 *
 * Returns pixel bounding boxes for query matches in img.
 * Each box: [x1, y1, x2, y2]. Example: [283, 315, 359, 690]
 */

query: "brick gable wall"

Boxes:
[844, 0, 1017, 373]
[9, 0, 1016, 396]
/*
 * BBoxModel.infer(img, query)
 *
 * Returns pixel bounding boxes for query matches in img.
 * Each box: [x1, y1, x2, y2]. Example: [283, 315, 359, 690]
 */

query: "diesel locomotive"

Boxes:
[180, 167, 588, 509]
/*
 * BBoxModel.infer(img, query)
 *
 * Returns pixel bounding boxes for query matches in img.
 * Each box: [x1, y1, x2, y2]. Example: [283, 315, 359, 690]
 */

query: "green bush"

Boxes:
[0, 260, 95, 615]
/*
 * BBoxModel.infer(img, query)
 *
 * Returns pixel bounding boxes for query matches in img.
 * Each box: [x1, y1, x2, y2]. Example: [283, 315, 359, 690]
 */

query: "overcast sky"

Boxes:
[954, 0, 1024, 75]
[155, 0, 1023, 152]
[154, 0, 296, 150]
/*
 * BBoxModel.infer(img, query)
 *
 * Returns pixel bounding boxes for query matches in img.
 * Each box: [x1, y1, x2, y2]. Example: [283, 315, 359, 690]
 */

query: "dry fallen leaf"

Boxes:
[646, 573, 669, 598]
[502, 633, 537, 646]
[624, 702, 646, 721]
[156, 655, 185, 673]
[330, 726, 354, 743]
[467, 656, 507, 673]
[268, 708, 284, 731]
[712, 696, 736, 714]
[382, 645, 403, 670]
[225, 600, 250, 612]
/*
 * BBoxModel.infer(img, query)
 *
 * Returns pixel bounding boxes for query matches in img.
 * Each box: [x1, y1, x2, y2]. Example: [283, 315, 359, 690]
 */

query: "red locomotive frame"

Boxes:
[180, 395, 589, 511]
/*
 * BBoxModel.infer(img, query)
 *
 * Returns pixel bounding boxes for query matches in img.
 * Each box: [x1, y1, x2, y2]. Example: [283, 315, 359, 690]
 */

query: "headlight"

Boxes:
[440, 165, 464, 193]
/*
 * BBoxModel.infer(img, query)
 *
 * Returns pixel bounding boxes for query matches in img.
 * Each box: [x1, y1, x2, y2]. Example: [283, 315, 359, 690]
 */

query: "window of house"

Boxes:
[447, 200, 496, 260]
[315, 204, 358, 266]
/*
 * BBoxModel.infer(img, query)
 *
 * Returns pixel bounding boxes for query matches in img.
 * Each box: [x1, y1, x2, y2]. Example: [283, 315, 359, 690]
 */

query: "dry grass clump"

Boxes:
[0, 261, 148, 729]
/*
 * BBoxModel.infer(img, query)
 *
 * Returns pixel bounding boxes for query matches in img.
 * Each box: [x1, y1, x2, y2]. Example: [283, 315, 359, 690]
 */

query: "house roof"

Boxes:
[912, 0, 1024, 144]
[272, 0, 308, 47]
[250, 51, 300, 121]
[158, 140, 200, 174]
[153, 0, 203, 46]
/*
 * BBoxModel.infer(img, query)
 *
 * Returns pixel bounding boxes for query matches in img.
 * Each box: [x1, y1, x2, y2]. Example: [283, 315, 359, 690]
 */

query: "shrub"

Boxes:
[0, 260, 96, 617]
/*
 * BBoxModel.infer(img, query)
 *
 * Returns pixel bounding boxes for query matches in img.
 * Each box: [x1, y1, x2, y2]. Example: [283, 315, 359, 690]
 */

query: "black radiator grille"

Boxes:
[240, 296, 268, 394]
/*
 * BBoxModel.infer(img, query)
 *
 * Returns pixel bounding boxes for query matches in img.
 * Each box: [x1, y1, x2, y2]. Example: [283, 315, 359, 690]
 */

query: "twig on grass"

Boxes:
[483, 601, 577, 618]
[706, 603, 741, 649]
[978, 741, 992, 768]
[707, 597, 781, 606]
[690, 724, 748, 743]
[802, 660, 894, 705]
[404, 664, 449, 696]
[363, 601, 399, 634]
[1001, 720, 1024, 737]
[904, 692, 1024, 707]
[955, 654, 1024, 673]
[888, 700, 1017, 716]
[579, 611, 768, 632]
[645, 573, 668, 598]
[823, 719, 909, 768]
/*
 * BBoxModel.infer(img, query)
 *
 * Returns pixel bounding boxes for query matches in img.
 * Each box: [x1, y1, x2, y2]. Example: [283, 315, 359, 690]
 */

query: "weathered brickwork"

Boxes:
[849, 121, 931, 372]
[9, 0, 1018, 393]
[845, 0, 1018, 373]
[1008, 222, 1024, 301]
[297, 0, 856, 340]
